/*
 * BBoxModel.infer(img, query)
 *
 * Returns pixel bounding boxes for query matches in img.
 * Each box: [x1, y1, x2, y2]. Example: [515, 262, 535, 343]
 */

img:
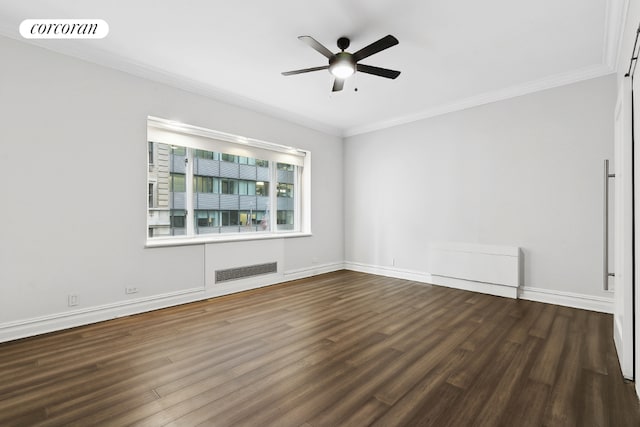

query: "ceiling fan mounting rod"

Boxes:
[337, 37, 350, 51]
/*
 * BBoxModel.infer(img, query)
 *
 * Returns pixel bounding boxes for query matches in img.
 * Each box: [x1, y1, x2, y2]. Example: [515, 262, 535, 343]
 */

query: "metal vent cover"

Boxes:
[215, 262, 277, 283]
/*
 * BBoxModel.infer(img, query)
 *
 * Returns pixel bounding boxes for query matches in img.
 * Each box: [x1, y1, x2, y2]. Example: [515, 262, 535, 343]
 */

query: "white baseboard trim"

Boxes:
[430, 275, 518, 299]
[344, 261, 613, 312]
[343, 261, 433, 284]
[0, 261, 345, 344]
[518, 286, 613, 314]
[0, 287, 206, 343]
[0, 261, 615, 343]
[283, 262, 345, 281]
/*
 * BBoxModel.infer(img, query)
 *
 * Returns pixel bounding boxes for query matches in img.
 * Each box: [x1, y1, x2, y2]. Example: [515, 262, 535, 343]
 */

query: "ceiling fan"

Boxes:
[282, 35, 401, 92]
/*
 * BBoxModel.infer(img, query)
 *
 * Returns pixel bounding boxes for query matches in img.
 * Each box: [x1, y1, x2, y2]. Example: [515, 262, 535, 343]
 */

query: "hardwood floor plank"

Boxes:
[0, 270, 637, 426]
[542, 322, 582, 426]
[528, 314, 569, 385]
[340, 396, 391, 427]
[529, 303, 558, 339]
[499, 380, 551, 427]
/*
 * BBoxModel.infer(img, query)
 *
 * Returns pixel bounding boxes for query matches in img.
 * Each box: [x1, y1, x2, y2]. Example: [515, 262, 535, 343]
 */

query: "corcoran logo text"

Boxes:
[20, 19, 109, 39]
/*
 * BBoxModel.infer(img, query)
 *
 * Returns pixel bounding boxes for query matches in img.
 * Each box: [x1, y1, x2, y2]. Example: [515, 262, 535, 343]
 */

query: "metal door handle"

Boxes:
[603, 159, 615, 290]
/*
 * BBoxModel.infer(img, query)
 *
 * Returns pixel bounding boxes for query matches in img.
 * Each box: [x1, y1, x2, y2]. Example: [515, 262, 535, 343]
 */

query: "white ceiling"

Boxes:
[0, 0, 623, 136]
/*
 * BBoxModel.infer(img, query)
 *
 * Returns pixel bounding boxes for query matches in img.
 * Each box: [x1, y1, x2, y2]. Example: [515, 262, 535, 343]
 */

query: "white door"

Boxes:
[613, 78, 634, 380]
[634, 74, 640, 393]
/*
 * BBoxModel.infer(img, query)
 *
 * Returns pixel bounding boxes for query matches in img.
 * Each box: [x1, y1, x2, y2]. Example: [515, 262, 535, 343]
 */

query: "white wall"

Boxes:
[0, 36, 343, 341]
[344, 75, 616, 304]
[0, 32, 621, 343]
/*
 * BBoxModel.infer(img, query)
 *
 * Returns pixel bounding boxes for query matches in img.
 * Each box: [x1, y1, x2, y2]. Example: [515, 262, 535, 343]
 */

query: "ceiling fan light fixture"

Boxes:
[329, 53, 355, 79]
[282, 35, 400, 92]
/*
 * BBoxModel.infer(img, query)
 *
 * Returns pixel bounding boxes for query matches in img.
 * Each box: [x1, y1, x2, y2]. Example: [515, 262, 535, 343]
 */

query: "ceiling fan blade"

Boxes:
[298, 36, 334, 59]
[332, 78, 345, 92]
[356, 64, 401, 79]
[281, 65, 329, 76]
[352, 35, 399, 62]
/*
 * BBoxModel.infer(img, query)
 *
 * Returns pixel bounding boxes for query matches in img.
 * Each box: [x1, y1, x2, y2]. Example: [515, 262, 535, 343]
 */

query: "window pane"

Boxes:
[195, 210, 220, 234]
[256, 181, 269, 196]
[277, 183, 293, 198]
[256, 159, 269, 167]
[238, 181, 248, 195]
[221, 153, 237, 162]
[170, 173, 186, 192]
[222, 179, 238, 194]
[277, 210, 294, 226]
[277, 162, 295, 231]
[277, 162, 294, 171]
[148, 183, 154, 207]
[257, 211, 269, 230]
[194, 176, 215, 193]
[171, 146, 186, 156]
[147, 142, 173, 238]
[170, 209, 186, 235]
[195, 149, 215, 160]
[148, 142, 154, 164]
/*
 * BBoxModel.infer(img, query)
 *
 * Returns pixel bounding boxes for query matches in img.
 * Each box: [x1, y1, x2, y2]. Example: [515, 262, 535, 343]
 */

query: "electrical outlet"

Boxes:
[125, 287, 139, 295]
[68, 294, 78, 307]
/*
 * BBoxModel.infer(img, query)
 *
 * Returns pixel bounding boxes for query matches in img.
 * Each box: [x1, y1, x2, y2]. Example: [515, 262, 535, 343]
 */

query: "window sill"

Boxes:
[145, 231, 312, 248]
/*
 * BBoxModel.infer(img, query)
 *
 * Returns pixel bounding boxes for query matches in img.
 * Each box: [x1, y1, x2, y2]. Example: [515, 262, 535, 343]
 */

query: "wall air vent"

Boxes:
[215, 262, 278, 283]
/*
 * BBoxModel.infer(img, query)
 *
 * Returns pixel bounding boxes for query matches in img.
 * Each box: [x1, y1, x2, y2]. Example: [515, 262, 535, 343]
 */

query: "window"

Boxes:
[170, 173, 186, 192]
[171, 146, 186, 156]
[148, 183, 155, 207]
[256, 181, 269, 196]
[221, 179, 238, 195]
[170, 210, 186, 232]
[277, 183, 294, 198]
[148, 141, 154, 165]
[147, 117, 309, 242]
[195, 149, 218, 160]
[194, 176, 217, 193]
[221, 153, 237, 163]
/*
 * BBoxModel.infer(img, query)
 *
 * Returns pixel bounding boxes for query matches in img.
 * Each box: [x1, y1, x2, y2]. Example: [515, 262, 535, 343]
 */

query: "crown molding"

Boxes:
[0, 27, 342, 138]
[0, 19, 618, 140]
[343, 63, 615, 137]
[603, 0, 629, 71]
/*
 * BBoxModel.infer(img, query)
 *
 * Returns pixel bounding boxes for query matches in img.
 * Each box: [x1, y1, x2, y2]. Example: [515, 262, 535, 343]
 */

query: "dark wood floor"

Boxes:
[1, 270, 639, 426]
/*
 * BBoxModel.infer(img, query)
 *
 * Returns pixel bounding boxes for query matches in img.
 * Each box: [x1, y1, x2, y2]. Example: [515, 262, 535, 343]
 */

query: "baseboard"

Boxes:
[343, 261, 433, 284]
[344, 261, 613, 313]
[283, 262, 345, 281]
[0, 287, 206, 343]
[0, 261, 345, 344]
[430, 275, 518, 299]
[518, 286, 613, 314]
[0, 261, 615, 343]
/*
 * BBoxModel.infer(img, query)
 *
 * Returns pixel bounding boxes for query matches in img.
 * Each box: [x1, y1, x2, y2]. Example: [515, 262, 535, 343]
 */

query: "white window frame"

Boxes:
[145, 116, 311, 247]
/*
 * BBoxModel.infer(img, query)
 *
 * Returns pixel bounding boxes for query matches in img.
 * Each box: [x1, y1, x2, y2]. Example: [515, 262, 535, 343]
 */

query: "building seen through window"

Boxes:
[147, 143, 298, 236]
